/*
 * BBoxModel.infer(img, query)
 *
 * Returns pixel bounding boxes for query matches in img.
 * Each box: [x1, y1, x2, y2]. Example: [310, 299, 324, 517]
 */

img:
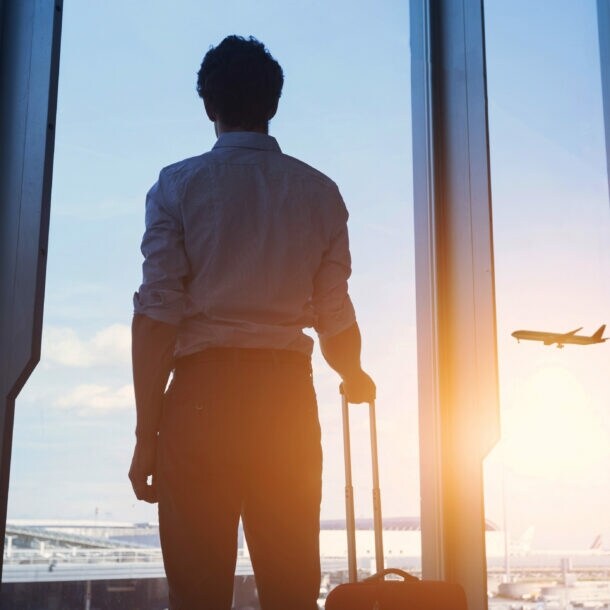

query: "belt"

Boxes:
[176, 346, 311, 368]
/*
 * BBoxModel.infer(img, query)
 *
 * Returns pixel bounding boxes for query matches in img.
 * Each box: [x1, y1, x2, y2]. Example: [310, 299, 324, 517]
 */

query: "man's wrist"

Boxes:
[135, 426, 158, 444]
[340, 365, 363, 382]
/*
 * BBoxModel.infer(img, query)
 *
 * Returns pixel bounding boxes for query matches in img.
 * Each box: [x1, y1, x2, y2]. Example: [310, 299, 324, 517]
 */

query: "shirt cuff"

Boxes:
[314, 295, 357, 338]
[133, 290, 184, 326]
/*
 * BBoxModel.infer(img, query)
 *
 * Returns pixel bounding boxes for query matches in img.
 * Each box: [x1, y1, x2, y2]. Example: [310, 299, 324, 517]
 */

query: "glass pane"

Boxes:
[484, 1, 610, 608]
[2, 2, 415, 608]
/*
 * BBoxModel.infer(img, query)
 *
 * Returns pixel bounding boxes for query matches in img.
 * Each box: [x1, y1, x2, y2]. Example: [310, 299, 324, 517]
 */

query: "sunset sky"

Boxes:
[6, 0, 609, 554]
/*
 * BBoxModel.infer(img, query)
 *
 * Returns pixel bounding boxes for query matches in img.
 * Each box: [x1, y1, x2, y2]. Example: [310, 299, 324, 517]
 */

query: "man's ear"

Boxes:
[267, 100, 279, 121]
[203, 99, 216, 122]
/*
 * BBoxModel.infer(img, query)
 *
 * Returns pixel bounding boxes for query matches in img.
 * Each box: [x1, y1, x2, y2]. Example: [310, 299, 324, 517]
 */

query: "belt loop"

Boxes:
[271, 349, 278, 367]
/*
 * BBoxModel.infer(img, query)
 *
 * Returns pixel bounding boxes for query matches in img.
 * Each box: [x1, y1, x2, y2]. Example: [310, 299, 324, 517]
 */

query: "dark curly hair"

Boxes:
[197, 35, 284, 130]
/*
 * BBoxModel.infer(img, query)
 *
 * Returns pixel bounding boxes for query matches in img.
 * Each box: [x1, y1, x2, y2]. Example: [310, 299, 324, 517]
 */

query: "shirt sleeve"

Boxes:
[312, 192, 357, 337]
[133, 172, 190, 326]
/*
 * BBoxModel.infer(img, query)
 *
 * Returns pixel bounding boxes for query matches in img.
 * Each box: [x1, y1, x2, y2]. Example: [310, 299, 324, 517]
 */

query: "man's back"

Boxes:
[136, 131, 355, 356]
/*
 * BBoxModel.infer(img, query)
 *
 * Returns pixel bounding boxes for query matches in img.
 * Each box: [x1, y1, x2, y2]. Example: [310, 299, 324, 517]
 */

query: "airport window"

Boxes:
[8, 2, 610, 609]
[483, 1, 610, 607]
[2, 2, 417, 608]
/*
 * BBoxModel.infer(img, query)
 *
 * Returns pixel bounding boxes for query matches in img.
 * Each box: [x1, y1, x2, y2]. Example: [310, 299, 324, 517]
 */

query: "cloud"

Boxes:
[43, 324, 130, 367]
[56, 384, 134, 413]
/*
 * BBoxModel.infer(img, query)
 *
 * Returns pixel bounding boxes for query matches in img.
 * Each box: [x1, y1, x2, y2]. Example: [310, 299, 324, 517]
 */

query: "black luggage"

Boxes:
[324, 391, 468, 610]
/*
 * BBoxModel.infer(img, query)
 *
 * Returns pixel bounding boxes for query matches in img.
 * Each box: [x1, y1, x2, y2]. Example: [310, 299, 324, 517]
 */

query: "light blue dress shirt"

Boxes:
[134, 132, 356, 357]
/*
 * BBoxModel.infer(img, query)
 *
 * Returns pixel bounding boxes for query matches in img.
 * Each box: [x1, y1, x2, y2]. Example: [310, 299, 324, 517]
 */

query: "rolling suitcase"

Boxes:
[325, 390, 468, 610]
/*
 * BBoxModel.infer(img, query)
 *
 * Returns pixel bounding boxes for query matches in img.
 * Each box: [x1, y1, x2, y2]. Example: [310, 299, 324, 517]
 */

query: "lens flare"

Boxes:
[501, 366, 607, 480]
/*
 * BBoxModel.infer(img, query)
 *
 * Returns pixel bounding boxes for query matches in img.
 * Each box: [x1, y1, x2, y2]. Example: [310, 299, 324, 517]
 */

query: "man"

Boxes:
[129, 35, 375, 610]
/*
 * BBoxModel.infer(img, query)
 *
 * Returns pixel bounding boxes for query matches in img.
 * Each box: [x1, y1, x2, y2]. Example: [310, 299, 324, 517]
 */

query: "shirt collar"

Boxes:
[212, 132, 282, 153]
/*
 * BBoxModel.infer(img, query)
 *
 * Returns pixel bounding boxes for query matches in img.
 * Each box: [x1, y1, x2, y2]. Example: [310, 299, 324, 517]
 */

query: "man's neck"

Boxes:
[215, 122, 268, 136]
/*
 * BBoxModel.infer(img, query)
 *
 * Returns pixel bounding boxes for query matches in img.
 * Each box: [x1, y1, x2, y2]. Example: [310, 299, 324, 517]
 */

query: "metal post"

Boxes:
[84, 579, 91, 610]
[501, 443, 511, 583]
[410, 1, 500, 609]
[597, 0, 610, 208]
[368, 400, 384, 575]
[0, 0, 63, 577]
[341, 393, 357, 582]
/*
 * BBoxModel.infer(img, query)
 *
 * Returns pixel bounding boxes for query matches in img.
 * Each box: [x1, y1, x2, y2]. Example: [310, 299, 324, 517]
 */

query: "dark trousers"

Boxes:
[157, 348, 323, 610]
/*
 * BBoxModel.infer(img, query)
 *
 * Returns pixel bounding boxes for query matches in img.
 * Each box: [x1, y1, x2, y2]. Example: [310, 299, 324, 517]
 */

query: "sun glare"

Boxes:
[501, 366, 607, 480]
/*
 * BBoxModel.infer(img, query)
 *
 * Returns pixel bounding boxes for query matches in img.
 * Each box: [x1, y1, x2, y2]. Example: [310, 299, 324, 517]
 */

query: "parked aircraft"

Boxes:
[526, 534, 608, 558]
[511, 325, 607, 348]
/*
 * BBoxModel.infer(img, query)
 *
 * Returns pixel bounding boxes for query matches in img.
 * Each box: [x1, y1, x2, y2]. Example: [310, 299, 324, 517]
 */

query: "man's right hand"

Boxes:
[128, 437, 158, 504]
[341, 369, 376, 404]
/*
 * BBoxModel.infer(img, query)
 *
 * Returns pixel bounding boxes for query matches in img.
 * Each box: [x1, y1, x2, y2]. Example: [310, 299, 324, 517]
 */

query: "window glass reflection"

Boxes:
[2, 2, 415, 608]
[484, 1, 610, 606]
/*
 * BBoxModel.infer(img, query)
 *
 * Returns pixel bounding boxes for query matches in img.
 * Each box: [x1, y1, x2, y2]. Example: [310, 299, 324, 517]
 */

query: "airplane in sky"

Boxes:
[511, 325, 607, 348]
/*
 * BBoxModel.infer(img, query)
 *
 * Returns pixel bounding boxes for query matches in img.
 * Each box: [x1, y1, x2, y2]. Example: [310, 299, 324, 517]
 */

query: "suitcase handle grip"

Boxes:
[363, 568, 419, 583]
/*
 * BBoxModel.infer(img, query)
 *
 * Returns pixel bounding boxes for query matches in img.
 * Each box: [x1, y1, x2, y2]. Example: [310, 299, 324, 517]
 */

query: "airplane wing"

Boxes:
[563, 327, 583, 336]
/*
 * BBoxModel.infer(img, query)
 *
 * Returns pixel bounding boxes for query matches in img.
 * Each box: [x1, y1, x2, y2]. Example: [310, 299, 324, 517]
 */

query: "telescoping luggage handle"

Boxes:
[340, 387, 384, 583]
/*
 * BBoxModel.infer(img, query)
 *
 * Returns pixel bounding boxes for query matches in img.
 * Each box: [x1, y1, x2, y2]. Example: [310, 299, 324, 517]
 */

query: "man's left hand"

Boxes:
[128, 438, 158, 503]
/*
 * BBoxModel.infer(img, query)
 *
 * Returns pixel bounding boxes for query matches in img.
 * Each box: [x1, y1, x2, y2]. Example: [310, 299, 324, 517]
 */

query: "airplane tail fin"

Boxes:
[591, 534, 603, 550]
[513, 526, 535, 554]
[592, 324, 606, 340]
